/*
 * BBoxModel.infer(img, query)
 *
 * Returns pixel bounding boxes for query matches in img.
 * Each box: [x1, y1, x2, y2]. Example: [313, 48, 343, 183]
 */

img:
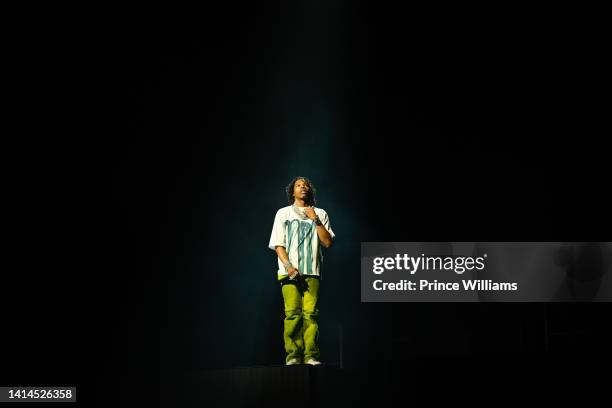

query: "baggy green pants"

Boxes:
[280, 276, 320, 363]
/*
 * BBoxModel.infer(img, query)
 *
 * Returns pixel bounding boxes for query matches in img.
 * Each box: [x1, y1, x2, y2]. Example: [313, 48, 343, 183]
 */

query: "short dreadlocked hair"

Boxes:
[286, 176, 317, 206]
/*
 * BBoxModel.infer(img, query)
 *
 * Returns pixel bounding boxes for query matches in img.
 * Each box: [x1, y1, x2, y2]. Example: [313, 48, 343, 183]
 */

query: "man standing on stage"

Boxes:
[269, 177, 335, 365]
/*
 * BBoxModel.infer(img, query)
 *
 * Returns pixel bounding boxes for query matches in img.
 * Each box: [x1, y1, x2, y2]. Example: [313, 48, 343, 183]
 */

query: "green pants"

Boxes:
[280, 276, 320, 363]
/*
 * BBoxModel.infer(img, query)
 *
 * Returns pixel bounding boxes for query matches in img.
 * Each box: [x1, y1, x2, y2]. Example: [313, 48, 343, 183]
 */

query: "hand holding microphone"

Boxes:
[283, 260, 299, 280]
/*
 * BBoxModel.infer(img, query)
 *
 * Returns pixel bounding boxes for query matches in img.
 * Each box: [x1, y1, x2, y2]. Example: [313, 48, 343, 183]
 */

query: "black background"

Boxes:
[3, 2, 610, 407]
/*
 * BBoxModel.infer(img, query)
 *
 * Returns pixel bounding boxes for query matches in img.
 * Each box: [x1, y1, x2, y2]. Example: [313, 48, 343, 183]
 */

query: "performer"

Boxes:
[269, 177, 335, 365]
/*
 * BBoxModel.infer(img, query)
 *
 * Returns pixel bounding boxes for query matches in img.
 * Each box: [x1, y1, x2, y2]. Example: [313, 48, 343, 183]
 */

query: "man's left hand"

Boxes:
[304, 206, 317, 220]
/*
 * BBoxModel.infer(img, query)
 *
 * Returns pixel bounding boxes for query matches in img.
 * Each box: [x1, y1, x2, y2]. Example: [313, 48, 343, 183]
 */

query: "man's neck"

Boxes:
[293, 199, 308, 208]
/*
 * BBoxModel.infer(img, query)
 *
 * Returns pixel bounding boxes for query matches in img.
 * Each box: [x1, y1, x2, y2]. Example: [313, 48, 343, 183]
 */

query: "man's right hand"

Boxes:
[287, 267, 299, 279]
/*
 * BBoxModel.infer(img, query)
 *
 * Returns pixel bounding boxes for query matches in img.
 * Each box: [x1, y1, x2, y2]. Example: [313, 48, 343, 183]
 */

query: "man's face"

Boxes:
[293, 179, 310, 202]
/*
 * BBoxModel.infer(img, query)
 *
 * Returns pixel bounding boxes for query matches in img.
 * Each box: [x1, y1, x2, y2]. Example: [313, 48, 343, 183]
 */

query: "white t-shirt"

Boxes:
[268, 205, 335, 279]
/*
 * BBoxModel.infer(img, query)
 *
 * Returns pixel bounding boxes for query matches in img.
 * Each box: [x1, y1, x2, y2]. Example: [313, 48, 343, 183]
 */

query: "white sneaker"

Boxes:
[286, 358, 300, 365]
[305, 359, 322, 366]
